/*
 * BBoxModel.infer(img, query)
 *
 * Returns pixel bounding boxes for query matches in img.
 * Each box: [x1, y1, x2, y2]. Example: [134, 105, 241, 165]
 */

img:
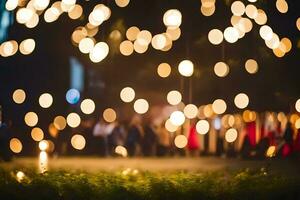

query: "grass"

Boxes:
[0, 167, 300, 200]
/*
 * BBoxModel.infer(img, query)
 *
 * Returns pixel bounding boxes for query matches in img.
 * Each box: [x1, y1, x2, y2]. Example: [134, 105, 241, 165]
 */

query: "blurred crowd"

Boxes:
[1, 110, 300, 161]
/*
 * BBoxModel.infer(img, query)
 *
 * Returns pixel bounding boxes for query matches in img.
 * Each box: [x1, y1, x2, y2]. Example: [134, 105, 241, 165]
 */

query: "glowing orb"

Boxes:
[196, 120, 210, 134]
[12, 89, 26, 104]
[66, 89, 80, 104]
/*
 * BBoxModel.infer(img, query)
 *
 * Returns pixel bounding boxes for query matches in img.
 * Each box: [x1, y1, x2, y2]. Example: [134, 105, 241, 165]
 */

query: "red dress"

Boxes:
[187, 124, 200, 150]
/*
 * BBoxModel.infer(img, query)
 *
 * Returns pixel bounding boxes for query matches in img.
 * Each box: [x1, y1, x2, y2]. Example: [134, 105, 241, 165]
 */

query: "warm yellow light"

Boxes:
[174, 135, 187, 149]
[259, 25, 273, 40]
[16, 8, 34, 24]
[157, 63, 171, 78]
[167, 90, 182, 105]
[245, 4, 258, 19]
[120, 87, 135, 103]
[136, 30, 152, 46]
[266, 145, 276, 157]
[134, 40, 148, 54]
[196, 120, 210, 134]
[224, 27, 239, 43]
[80, 99, 95, 114]
[184, 104, 198, 119]
[16, 171, 25, 182]
[53, 116, 67, 130]
[1, 40, 18, 57]
[281, 38, 292, 53]
[170, 111, 185, 126]
[89, 42, 109, 63]
[225, 128, 238, 143]
[79, 38, 94, 54]
[39, 93, 53, 108]
[44, 7, 61, 23]
[24, 112, 38, 127]
[265, 33, 280, 49]
[276, 0, 288, 14]
[103, 108, 117, 123]
[120, 40, 134, 56]
[39, 140, 49, 151]
[5, 0, 18, 11]
[166, 27, 181, 41]
[31, 127, 44, 142]
[245, 59, 258, 74]
[68, 4, 83, 19]
[234, 93, 249, 109]
[71, 134, 86, 150]
[254, 9, 267, 25]
[33, 0, 50, 11]
[297, 18, 300, 31]
[66, 113, 81, 128]
[165, 119, 178, 132]
[49, 123, 59, 138]
[12, 89, 26, 104]
[178, 60, 194, 77]
[212, 99, 227, 115]
[214, 62, 229, 77]
[10, 138, 22, 153]
[200, 5, 216, 17]
[208, 29, 223, 45]
[133, 99, 149, 114]
[295, 119, 300, 129]
[126, 26, 140, 41]
[115, 145, 128, 157]
[19, 38, 35, 55]
[231, 1, 245, 16]
[296, 99, 300, 113]
[115, 0, 130, 7]
[163, 9, 182, 29]
[151, 34, 167, 50]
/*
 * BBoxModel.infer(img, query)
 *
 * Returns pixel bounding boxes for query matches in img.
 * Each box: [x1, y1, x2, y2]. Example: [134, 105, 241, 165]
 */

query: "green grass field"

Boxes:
[0, 167, 300, 200]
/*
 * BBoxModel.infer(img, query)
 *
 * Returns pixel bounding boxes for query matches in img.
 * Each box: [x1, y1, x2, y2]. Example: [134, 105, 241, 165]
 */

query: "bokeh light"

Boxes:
[126, 26, 140, 41]
[167, 90, 182, 105]
[163, 9, 182, 29]
[19, 38, 35, 55]
[208, 29, 223, 45]
[53, 116, 67, 130]
[24, 112, 38, 127]
[170, 111, 185, 126]
[10, 138, 22, 153]
[183, 104, 198, 119]
[80, 99, 95, 114]
[234, 93, 249, 109]
[66, 113, 81, 128]
[231, 1, 245, 16]
[224, 27, 239, 43]
[212, 99, 227, 114]
[225, 128, 238, 143]
[120, 40, 134, 56]
[79, 37, 95, 54]
[245, 59, 259, 74]
[133, 99, 149, 114]
[12, 89, 26, 104]
[39, 93, 53, 108]
[31, 127, 44, 142]
[178, 60, 194, 77]
[115, 0, 130, 7]
[66, 89, 80, 104]
[71, 134, 86, 150]
[196, 120, 210, 134]
[120, 87, 135, 103]
[174, 135, 187, 149]
[39, 140, 49, 151]
[157, 63, 171, 78]
[115, 145, 128, 157]
[103, 108, 117, 123]
[214, 62, 229, 77]
[295, 99, 300, 113]
[165, 119, 178, 132]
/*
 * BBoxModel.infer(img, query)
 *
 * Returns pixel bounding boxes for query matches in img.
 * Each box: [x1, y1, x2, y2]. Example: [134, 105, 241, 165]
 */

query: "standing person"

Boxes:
[125, 115, 143, 157]
[282, 122, 293, 158]
[93, 118, 115, 157]
[187, 121, 200, 156]
[108, 120, 127, 156]
[142, 123, 158, 156]
[156, 121, 171, 156]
